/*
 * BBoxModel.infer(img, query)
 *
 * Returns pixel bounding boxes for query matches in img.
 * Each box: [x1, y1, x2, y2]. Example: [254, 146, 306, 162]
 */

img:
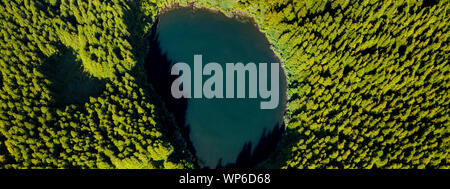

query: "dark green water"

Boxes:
[156, 8, 287, 168]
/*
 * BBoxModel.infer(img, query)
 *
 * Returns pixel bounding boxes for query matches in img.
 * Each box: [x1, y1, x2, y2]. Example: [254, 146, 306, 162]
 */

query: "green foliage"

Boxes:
[0, 0, 193, 169]
[238, 0, 449, 168]
[164, 0, 448, 169]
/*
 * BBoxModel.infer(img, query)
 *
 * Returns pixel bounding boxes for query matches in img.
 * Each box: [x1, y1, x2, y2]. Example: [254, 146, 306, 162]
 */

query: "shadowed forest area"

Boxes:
[40, 47, 106, 106]
[144, 18, 197, 166]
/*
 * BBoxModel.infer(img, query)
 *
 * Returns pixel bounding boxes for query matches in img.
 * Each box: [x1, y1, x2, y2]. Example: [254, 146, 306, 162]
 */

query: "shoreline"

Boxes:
[158, 1, 257, 25]
[152, 2, 290, 168]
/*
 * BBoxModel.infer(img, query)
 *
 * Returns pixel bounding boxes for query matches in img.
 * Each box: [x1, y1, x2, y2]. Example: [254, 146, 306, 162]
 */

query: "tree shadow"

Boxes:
[143, 17, 197, 159]
[216, 123, 285, 169]
[422, 0, 438, 8]
[40, 46, 105, 107]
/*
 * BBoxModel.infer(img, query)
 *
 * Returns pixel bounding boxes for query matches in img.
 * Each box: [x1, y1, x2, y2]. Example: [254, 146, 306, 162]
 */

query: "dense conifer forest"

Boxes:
[0, 0, 448, 168]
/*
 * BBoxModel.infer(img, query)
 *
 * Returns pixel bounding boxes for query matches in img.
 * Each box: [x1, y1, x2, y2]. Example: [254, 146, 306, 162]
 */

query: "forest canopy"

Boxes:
[0, 0, 448, 169]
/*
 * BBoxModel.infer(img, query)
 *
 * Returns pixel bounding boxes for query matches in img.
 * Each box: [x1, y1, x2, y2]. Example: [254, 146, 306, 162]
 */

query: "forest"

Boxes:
[0, 0, 448, 168]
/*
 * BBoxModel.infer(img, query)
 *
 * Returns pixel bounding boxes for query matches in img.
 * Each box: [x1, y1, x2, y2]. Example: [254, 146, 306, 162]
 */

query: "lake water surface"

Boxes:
[155, 7, 287, 168]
